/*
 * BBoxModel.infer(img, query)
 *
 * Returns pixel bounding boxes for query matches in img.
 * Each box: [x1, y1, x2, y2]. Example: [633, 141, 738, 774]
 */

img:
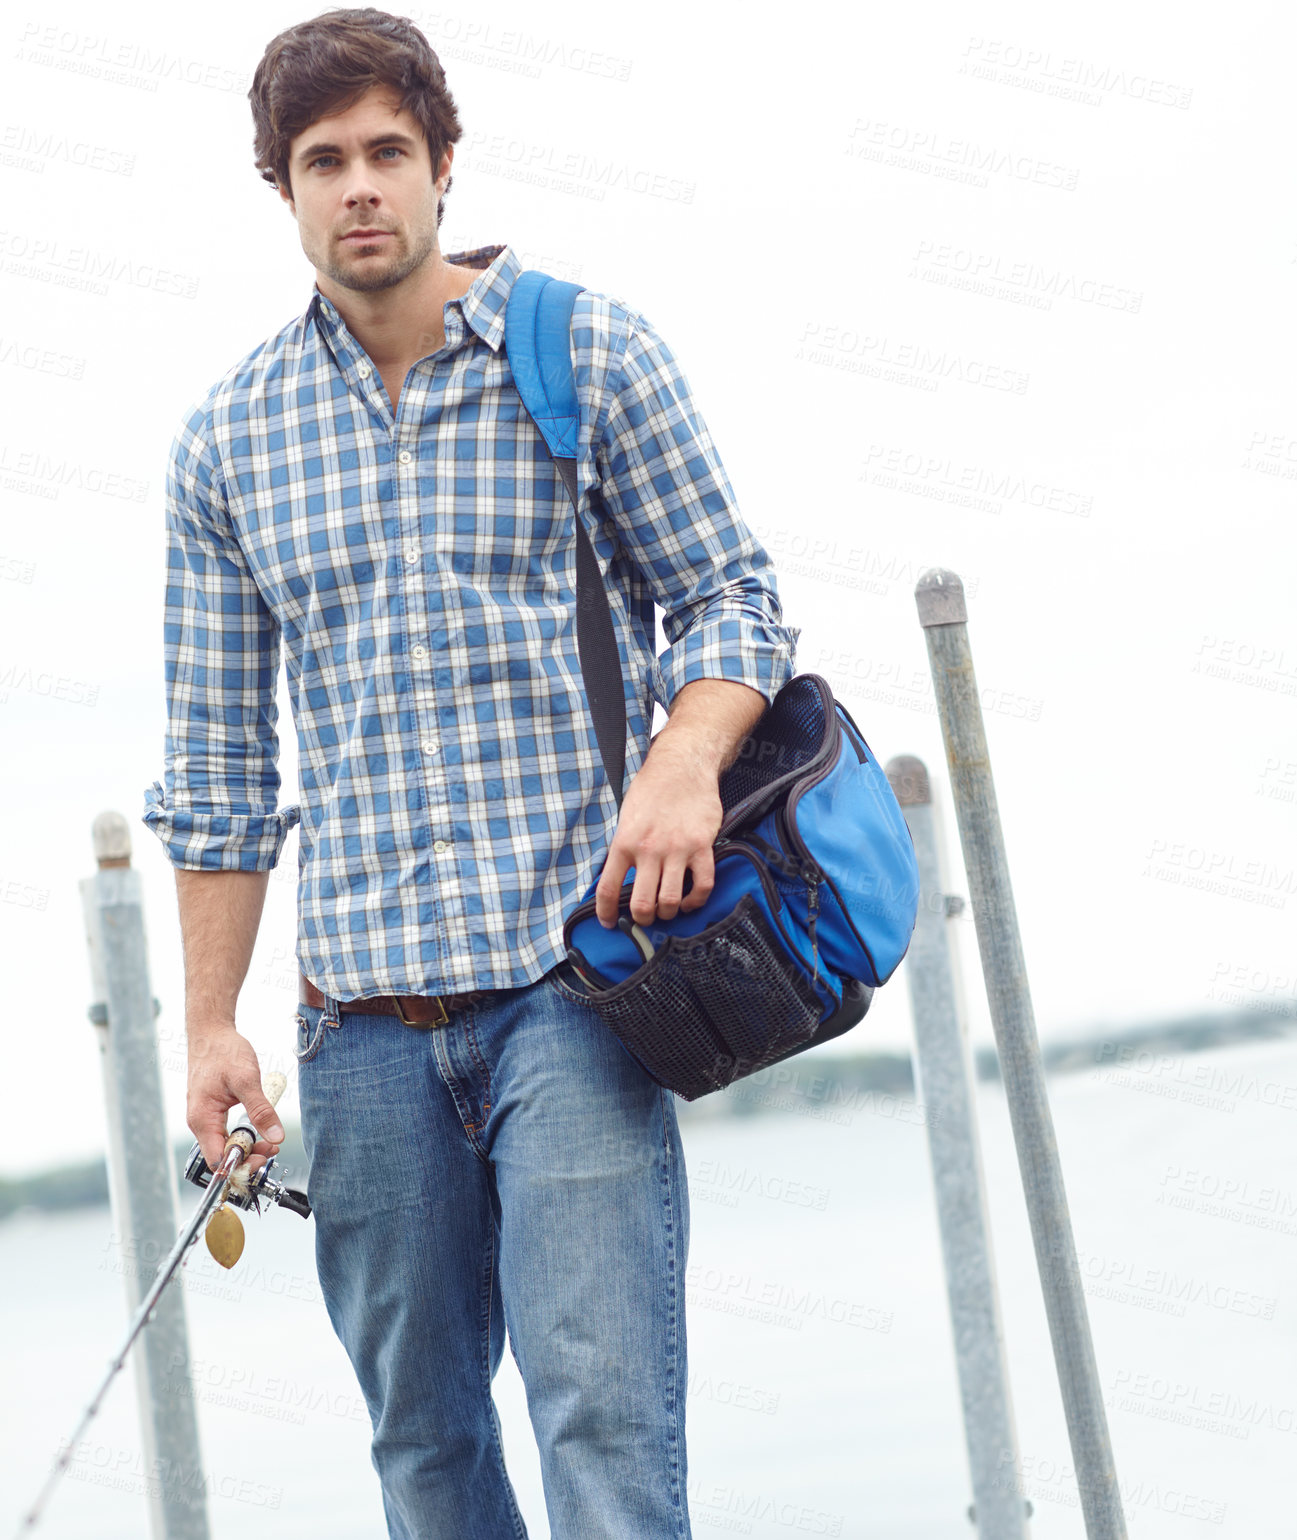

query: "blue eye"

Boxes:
[310, 147, 402, 170]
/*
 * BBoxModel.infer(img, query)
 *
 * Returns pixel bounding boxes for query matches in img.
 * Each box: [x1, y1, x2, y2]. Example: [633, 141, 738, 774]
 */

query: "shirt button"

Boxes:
[433, 840, 450, 854]
[405, 547, 419, 564]
[411, 644, 428, 660]
[357, 362, 371, 379]
[422, 739, 440, 756]
[398, 450, 413, 465]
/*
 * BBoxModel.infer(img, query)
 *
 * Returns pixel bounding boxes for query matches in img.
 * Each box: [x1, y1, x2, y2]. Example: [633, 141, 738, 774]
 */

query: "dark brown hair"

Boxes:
[249, 8, 463, 223]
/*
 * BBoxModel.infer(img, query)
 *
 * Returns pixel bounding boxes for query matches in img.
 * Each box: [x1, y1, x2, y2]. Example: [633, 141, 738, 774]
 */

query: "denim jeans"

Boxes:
[294, 965, 693, 1539]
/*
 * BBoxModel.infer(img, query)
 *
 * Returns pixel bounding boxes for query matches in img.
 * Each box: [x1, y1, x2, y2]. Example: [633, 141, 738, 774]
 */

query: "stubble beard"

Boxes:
[313, 218, 439, 295]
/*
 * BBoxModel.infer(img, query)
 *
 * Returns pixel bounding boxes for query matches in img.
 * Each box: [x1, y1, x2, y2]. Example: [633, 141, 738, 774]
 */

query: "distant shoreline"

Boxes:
[3, 1005, 1293, 1221]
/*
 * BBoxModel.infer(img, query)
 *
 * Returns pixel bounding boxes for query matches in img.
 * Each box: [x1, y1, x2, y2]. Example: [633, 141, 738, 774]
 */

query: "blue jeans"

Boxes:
[294, 965, 692, 1539]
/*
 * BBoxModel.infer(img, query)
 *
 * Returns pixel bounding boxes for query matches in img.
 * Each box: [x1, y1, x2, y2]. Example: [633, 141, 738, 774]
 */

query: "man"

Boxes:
[143, 8, 797, 1537]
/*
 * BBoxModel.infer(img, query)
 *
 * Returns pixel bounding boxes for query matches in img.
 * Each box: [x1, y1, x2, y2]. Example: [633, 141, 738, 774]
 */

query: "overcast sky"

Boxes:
[1, 0, 1293, 1177]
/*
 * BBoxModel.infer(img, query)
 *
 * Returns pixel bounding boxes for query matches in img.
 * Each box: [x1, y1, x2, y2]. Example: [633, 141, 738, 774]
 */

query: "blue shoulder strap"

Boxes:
[504, 269, 581, 458]
[504, 269, 628, 809]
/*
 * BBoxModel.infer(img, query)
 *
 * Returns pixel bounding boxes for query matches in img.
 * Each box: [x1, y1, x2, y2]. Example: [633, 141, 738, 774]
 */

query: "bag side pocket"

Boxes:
[585, 895, 826, 1100]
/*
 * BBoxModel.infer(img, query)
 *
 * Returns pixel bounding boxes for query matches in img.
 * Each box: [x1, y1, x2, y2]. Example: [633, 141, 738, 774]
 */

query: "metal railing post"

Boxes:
[913, 570, 1127, 1538]
[886, 754, 1030, 1538]
[79, 812, 210, 1539]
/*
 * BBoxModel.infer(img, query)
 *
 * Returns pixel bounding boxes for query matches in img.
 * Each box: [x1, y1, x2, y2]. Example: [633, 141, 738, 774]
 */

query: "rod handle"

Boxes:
[220, 1069, 289, 1161]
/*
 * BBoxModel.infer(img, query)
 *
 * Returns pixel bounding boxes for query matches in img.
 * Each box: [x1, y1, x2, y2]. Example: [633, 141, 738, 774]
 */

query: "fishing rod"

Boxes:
[14, 1072, 311, 1536]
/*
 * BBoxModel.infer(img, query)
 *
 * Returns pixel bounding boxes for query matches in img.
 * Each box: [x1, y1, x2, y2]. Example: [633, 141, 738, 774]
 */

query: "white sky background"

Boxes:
[1, 0, 1293, 1177]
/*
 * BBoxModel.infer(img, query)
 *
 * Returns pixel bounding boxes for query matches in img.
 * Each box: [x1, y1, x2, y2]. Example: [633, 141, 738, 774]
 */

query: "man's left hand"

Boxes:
[593, 678, 768, 928]
[594, 733, 721, 927]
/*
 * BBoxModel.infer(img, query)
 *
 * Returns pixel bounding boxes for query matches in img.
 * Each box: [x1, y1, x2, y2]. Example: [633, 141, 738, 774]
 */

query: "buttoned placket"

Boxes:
[395, 348, 450, 910]
[331, 299, 463, 925]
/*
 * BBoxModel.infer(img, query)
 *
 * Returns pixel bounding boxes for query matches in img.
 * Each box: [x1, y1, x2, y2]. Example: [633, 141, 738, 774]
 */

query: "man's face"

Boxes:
[280, 85, 447, 294]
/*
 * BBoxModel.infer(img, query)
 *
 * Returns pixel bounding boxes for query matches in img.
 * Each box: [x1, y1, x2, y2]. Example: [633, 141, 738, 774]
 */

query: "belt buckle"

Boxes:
[394, 993, 450, 1029]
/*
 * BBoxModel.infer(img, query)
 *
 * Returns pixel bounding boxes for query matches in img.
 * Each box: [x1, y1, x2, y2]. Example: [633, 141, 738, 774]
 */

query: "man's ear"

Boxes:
[434, 143, 454, 195]
[277, 180, 296, 218]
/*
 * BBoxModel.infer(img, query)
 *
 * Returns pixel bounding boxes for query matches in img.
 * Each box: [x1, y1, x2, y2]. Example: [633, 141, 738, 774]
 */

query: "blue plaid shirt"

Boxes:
[143, 243, 798, 998]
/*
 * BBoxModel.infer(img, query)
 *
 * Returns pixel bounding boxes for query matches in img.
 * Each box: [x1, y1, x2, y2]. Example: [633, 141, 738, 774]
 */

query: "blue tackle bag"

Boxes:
[504, 270, 921, 1099]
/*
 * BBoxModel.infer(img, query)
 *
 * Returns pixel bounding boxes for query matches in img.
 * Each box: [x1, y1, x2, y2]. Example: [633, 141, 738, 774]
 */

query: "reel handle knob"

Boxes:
[276, 1187, 312, 1220]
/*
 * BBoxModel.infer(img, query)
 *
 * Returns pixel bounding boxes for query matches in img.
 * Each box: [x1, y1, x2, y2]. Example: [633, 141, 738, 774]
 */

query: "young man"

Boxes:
[143, 8, 797, 1537]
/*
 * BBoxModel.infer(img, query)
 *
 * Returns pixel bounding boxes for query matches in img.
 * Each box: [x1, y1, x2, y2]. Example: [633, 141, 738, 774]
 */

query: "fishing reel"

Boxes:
[183, 1137, 312, 1219]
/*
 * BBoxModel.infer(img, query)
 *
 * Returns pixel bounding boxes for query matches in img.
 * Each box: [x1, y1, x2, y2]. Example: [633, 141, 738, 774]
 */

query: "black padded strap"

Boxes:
[553, 456, 627, 811]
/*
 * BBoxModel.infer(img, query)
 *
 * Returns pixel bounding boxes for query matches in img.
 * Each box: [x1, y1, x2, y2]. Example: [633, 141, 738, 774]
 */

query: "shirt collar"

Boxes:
[303, 242, 520, 355]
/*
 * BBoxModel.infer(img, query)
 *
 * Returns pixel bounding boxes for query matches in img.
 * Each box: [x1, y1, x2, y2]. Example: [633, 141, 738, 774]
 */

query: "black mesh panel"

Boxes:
[718, 676, 829, 824]
[585, 896, 825, 1100]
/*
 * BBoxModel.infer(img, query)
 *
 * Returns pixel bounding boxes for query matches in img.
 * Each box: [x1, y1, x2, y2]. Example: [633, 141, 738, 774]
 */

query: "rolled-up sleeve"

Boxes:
[595, 313, 799, 710]
[141, 400, 299, 870]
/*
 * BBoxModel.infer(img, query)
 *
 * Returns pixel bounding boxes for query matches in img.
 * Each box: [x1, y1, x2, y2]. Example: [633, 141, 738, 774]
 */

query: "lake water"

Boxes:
[3, 1035, 1293, 1538]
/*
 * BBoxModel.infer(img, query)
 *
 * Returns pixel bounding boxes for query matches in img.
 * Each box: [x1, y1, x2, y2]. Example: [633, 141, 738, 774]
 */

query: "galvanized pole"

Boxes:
[913, 570, 1127, 1539]
[887, 754, 1031, 1538]
[80, 812, 210, 1539]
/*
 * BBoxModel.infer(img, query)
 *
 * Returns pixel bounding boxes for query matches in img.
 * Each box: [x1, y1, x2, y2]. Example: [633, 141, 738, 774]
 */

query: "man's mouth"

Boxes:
[341, 229, 393, 243]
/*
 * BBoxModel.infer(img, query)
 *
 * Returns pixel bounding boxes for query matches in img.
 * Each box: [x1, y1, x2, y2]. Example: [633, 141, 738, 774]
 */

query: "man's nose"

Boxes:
[344, 171, 383, 207]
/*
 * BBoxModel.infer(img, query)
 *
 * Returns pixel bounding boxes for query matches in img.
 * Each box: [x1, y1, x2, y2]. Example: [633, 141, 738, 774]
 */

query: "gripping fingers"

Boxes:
[628, 853, 663, 926]
[655, 854, 688, 921]
[678, 846, 716, 913]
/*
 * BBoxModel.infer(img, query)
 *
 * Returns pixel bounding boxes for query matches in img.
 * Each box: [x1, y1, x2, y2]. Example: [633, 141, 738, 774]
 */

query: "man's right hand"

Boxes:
[187, 1025, 284, 1175]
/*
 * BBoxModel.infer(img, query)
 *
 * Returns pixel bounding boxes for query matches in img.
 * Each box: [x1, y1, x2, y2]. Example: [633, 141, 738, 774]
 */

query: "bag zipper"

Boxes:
[563, 840, 833, 1004]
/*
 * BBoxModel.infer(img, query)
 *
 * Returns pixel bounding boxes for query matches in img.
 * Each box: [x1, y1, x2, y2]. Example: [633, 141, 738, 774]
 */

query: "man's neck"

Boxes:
[318, 252, 482, 371]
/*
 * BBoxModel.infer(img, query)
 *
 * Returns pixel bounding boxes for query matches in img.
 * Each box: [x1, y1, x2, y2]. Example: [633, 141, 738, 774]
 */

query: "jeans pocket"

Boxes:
[544, 959, 597, 1008]
[294, 1009, 330, 1064]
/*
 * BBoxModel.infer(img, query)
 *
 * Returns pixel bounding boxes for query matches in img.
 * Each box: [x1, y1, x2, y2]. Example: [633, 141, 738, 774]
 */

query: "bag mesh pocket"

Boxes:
[585, 895, 826, 1100]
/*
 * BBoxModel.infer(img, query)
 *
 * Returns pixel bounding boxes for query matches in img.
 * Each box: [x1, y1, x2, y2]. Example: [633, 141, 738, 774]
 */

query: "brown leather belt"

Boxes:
[299, 973, 494, 1028]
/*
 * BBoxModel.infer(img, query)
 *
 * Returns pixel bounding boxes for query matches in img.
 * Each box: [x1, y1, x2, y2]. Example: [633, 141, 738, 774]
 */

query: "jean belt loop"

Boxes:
[321, 993, 343, 1031]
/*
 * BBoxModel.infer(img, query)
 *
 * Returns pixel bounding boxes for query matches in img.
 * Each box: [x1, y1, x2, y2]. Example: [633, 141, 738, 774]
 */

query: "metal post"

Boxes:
[913, 570, 1127, 1539]
[887, 755, 1030, 1538]
[79, 812, 210, 1539]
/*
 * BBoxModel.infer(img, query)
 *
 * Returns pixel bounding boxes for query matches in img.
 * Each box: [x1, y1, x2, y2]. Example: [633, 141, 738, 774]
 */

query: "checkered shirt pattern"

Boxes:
[142, 242, 798, 997]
